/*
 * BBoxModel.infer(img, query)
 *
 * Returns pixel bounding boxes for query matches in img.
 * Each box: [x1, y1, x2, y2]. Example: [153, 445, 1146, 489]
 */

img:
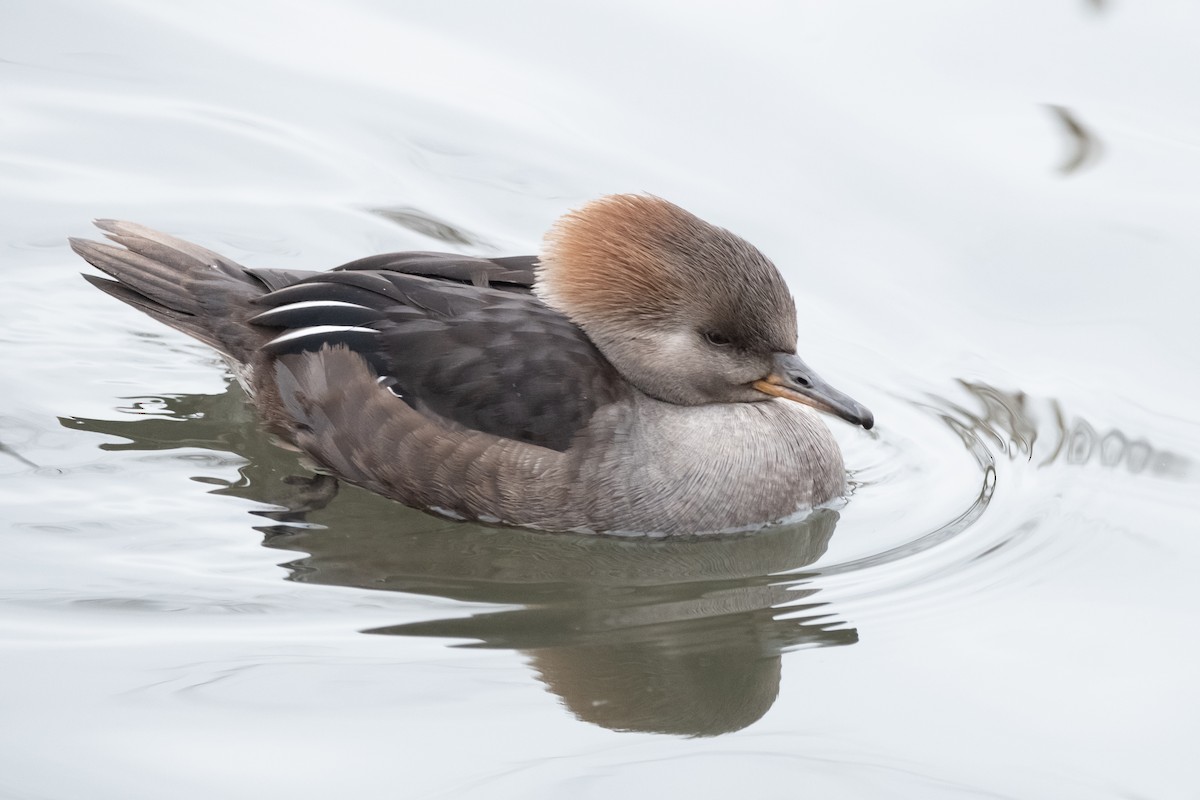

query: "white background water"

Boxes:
[3, 1, 1200, 798]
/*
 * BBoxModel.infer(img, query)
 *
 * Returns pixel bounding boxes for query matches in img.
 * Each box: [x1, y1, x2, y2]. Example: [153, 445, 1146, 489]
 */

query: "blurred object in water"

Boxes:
[368, 206, 487, 248]
[1047, 104, 1103, 175]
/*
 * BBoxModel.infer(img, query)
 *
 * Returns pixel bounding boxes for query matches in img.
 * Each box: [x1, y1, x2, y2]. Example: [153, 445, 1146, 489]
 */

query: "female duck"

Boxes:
[72, 194, 872, 535]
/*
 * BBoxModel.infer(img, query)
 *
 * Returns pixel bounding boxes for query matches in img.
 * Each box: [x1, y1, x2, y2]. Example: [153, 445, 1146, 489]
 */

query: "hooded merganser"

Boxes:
[71, 194, 872, 535]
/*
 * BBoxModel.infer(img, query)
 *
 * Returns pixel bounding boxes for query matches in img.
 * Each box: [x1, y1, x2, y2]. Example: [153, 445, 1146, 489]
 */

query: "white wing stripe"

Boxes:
[266, 300, 373, 313]
[266, 325, 379, 347]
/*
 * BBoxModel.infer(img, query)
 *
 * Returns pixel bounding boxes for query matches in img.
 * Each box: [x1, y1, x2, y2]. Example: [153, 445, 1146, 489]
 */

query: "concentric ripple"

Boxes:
[773, 379, 1191, 627]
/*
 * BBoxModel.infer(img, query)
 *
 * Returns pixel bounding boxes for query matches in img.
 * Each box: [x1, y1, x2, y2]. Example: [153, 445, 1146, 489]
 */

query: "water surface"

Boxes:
[3, 2, 1200, 798]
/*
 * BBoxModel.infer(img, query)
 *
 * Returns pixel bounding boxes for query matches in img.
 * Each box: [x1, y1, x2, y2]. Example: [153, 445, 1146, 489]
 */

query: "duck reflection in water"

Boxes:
[64, 379, 858, 737]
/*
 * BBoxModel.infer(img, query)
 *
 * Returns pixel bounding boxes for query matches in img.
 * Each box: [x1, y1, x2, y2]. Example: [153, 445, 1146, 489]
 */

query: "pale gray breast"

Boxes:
[563, 396, 845, 535]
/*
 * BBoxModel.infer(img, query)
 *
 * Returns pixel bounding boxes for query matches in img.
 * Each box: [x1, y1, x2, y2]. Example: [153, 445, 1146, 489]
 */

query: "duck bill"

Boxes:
[752, 353, 874, 430]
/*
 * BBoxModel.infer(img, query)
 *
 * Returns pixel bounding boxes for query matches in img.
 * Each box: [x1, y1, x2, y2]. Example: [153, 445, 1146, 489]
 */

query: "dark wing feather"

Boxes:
[253, 256, 623, 451]
[245, 267, 324, 291]
[333, 251, 537, 290]
[374, 295, 623, 451]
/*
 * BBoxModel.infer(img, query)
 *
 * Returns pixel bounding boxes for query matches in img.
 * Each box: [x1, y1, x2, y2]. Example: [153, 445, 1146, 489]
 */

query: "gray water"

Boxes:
[3, 2, 1200, 798]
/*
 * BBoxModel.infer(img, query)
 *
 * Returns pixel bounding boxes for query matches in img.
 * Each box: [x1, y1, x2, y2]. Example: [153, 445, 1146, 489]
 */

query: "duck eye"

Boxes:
[703, 331, 733, 347]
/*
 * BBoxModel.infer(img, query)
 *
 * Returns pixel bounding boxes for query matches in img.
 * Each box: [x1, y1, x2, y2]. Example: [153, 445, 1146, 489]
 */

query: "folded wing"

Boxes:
[252, 254, 626, 452]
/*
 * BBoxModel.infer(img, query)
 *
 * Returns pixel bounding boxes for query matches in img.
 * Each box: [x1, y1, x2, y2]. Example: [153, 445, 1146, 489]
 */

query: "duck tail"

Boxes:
[70, 220, 269, 361]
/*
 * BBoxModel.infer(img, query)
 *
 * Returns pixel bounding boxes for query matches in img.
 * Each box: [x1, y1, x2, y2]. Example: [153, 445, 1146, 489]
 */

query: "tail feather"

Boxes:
[70, 238, 203, 316]
[94, 219, 245, 274]
[82, 273, 220, 348]
[72, 220, 272, 361]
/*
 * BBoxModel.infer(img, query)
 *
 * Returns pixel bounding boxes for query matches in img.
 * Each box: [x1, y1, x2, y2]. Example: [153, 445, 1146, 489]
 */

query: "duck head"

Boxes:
[536, 194, 873, 429]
